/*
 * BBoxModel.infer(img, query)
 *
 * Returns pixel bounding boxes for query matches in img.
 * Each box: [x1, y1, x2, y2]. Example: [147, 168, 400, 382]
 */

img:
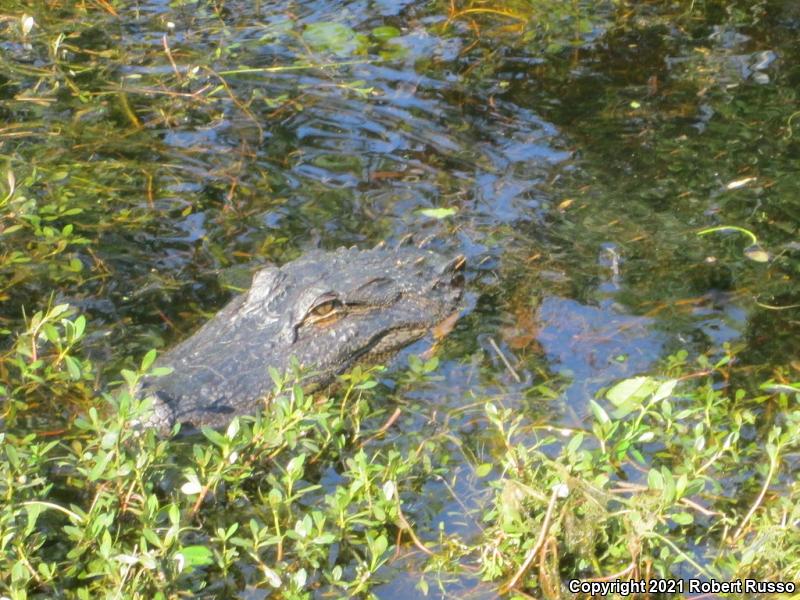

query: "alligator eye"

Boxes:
[311, 301, 338, 317]
[303, 297, 346, 326]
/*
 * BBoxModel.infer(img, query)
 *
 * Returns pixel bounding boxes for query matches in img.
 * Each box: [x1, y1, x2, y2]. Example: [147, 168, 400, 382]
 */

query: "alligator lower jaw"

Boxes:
[355, 326, 428, 366]
[356, 306, 463, 367]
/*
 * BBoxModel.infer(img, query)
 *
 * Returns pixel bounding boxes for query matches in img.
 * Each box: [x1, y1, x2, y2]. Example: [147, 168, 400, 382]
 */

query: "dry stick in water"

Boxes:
[731, 445, 779, 543]
[395, 498, 434, 557]
[162, 34, 181, 81]
[488, 337, 521, 383]
[500, 484, 561, 593]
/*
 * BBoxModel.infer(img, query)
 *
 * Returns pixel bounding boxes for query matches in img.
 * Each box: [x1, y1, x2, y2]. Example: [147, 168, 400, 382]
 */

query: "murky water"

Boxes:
[2, 0, 799, 596]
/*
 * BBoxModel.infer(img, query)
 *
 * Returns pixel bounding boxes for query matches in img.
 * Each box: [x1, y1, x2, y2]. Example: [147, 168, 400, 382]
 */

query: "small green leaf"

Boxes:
[670, 512, 694, 525]
[178, 545, 214, 568]
[73, 315, 86, 340]
[226, 522, 239, 539]
[141, 348, 157, 372]
[306, 531, 331, 546]
[201, 427, 227, 448]
[606, 376, 659, 407]
[589, 399, 610, 425]
[88, 451, 114, 481]
[647, 468, 664, 490]
[637, 431, 655, 442]
[263, 566, 281, 587]
[286, 454, 306, 478]
[355, 379, 378, 390]
[294, 515, 312, 538]
[417, 207, 457, 219]
[675, 473, 688, 499]
[373, 503, 386, 521]
[373, 534, 388, 557]
[268, 489, 283, 505]
[382, 480, 396, 500]
[475, 463, 492, 477]
[610, 399, 639, 419]
[5, 444, 19, 469]
[423, 356, 440, 372]
[743, 244, 770, 263]
[181, 473, 203, 496]
[372, 26, 401, 41]
[661, 467, 676, 503]
[268, 366, 283, 389]
[64, 355, 82, 380]
[24, 503, 44, 536]
[42, 323, 60, 344]
[566, 432, 584, 455]
[303, 22, 360, 56]
[100, 431, 118, 449]
[225, 418, 240, 440]
[121, 369, 138, 390]
[48, 304, 71, 320]
[652, 378, 677, 403]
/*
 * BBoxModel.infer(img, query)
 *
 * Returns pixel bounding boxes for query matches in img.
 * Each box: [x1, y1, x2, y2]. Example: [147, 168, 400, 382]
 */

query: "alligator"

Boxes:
[136, 245, 465, 433]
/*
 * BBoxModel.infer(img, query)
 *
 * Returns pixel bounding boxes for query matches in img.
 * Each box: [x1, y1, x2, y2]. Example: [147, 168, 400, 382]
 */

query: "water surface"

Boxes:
[1, 0, 799, 596]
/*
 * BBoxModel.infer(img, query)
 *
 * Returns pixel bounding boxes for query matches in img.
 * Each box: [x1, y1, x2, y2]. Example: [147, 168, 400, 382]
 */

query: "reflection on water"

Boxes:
[538, 296, 664, 420]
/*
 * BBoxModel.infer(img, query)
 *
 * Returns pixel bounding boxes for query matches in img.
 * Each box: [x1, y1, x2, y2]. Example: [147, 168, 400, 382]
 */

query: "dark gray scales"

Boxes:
[136, 245, 465, 433]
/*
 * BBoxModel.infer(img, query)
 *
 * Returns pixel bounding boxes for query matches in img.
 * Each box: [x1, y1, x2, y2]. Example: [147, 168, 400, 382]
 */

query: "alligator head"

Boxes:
[136, 245, 465, 433]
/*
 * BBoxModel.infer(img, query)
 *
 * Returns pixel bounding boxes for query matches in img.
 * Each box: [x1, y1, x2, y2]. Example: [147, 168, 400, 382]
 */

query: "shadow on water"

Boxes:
[2, 0, 799, 596]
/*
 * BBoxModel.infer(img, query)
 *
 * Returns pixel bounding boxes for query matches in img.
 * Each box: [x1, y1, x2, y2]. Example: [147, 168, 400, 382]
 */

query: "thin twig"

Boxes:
[679, 497, 721, 517]
[216, 59, 374, 76]
[451, 7, 527, 21]
[501, 485, 560, 593]
[731, 448, 778, 543]
[396, 500, 434, 556]
[203, 66, 264, 141]
[488, 337, 521, 383]
[583, 561, 636, 582]
[359, 408, 402, 447]
[162, 34, 181, 81]
[120, 84, 213, 98]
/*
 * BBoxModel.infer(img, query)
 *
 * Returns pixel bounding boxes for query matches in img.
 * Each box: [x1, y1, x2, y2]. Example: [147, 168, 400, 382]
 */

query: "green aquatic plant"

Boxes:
[698, 225, 771, 263]
[0, 339, 444, 598]
[452, 348, 800, 596]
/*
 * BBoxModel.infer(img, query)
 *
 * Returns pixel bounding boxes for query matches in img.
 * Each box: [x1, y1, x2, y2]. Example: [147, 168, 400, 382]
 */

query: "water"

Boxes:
[1, 0, 799, 596]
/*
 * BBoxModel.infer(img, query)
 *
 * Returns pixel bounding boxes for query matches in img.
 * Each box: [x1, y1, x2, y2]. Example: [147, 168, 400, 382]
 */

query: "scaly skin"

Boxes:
[136, 245, 465, 433]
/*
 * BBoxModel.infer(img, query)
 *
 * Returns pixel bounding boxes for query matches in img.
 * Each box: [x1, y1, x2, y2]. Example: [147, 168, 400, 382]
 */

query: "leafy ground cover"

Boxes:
[2, 296, 799, 598]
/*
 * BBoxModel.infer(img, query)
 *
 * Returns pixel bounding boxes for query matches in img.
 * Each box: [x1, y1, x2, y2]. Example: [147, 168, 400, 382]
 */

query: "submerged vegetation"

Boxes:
[1, 0, 799, 598]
